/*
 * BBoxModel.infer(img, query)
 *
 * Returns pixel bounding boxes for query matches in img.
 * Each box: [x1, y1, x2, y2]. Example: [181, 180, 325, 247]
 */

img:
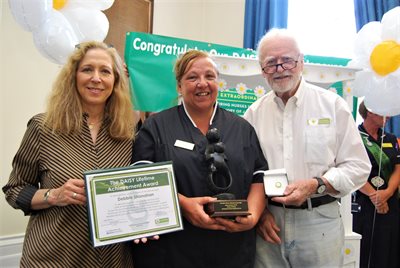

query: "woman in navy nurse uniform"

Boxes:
[131, 50, 269, 268]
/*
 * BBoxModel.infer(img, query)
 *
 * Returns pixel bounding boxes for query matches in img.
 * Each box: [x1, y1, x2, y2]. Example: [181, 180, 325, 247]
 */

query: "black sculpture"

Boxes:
[205, 128, 234, 200]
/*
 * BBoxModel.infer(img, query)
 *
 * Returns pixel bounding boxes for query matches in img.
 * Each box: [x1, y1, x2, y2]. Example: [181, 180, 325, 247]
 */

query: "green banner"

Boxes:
[125, 32, 357, 118]
[124, 32, 256, 112]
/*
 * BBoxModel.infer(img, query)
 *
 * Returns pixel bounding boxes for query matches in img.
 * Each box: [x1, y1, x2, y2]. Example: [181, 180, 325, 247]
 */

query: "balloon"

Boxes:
[381, 6, 400, 42]
[53, 0, 67, 10]
[370, 41, 400, 76]
[64, 0, 114, 10]
[97, 0, 115, 11]
[353, 70, 400, 116]
[60, 7, 109, 42]
[9, 0, 112, 65]
[32, 10, 78, 65]
[8, 0, 52, 32]
[348, 22, 382, 70]
[348, 6, 400, 116]
[363, 72, 400, 116]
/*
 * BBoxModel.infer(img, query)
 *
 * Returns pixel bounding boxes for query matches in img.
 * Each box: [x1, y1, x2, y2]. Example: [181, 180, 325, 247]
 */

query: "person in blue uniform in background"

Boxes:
[353, 101, 400, 268]
[131, 49, 268, 268]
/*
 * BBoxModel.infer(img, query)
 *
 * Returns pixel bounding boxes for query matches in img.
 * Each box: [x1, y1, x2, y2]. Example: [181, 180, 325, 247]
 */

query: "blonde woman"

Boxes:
[3, 41, 137, 267]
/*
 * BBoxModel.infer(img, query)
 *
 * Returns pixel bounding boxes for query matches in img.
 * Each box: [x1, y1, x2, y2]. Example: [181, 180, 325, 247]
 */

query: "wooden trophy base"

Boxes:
[205, 199, 251, 218]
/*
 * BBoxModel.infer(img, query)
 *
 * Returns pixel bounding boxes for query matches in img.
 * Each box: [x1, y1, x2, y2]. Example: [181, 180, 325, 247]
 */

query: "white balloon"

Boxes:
[61, 8, 110, 43]
[98, 0, 115, 11]
[334, 7, 400, 116]
[64, 0, 115, 10]
[381, 6, 400, 42]
[8, 0, 52, 32]
[352, 22, 382, 69]
[32, 10, 79, 65]
[363, 72, 400, 116]
[352, 71, 372, 97]
[353, 69, 400, 116]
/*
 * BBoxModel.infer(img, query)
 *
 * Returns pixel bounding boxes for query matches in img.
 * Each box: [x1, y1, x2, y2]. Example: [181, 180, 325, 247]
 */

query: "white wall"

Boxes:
[0, 0, 245, 238]
[153, 0, 245, 47]
[288, 0, 356, 58]
[0, 1, 60, 237]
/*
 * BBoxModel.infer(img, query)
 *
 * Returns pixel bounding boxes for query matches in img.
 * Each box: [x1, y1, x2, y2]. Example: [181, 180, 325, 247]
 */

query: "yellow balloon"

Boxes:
[53, 0, 67, 10]
[370, 40, 400, 76]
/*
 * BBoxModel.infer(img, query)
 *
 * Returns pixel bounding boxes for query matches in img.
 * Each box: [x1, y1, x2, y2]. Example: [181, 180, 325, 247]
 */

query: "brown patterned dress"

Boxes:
[3, 113, 135, 267]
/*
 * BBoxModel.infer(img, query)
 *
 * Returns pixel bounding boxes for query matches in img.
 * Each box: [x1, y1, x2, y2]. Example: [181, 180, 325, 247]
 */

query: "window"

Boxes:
[288, 0, 357, 59]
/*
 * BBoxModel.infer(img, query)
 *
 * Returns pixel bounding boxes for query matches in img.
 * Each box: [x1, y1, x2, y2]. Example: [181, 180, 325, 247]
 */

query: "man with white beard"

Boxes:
[244, 28, 371, 268]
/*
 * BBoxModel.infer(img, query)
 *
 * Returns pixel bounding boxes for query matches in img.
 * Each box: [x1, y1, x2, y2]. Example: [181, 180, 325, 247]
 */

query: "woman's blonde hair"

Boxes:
[44, 41, 136, 140]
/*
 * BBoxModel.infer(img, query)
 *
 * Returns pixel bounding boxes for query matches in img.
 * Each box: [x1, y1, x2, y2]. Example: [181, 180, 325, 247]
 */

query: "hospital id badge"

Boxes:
[371, 176, 384, 188]
[263, 169, 288, 197]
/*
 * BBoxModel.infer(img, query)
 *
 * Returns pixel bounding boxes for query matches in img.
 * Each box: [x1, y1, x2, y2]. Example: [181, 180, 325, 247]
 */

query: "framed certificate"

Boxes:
[263, 169, 289, 197]
[84, 161, 183, 247]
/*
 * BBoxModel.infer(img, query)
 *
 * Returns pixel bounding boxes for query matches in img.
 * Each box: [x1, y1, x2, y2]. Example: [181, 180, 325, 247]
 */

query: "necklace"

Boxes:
[88, 120, 102, 130]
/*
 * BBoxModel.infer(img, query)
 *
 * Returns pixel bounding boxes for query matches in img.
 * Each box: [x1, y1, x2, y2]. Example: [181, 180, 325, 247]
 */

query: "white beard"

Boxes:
[267, 72, 301, 94]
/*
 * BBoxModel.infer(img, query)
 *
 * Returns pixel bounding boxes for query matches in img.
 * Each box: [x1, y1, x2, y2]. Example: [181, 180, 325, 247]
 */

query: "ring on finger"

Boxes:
[72, 192, 77, 199]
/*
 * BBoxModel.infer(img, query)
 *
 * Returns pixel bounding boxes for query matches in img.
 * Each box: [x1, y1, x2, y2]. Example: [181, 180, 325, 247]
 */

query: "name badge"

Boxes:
[382, 143, 393, 148]
[307, 118, 331, 126]
[174, 140, 195, 151]
[371, 176, 385, 188]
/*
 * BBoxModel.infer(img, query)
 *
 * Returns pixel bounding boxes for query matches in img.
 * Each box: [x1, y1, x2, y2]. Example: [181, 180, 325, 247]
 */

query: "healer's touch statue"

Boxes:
[204, 128, 250, 217]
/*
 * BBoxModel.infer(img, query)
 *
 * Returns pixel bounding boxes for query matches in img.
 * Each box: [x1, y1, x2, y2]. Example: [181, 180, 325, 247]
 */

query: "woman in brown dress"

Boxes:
[3, 41, 137, 267]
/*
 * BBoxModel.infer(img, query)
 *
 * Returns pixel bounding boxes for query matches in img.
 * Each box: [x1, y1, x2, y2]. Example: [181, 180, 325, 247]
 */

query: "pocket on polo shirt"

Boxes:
[304, 126, 335, 165]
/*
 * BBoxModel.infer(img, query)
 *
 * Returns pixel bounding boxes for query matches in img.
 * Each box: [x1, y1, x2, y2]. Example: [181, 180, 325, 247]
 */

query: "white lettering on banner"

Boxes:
[231, 52, 257, 59]
[209, 49, 257, 59]
[133, 37, 193, 57]
[131, 37, 257, 59]
[208, 49, 229, 57]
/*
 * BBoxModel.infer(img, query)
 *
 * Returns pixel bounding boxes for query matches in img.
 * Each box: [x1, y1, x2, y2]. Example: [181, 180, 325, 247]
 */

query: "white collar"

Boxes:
[182, 101, 218, 128]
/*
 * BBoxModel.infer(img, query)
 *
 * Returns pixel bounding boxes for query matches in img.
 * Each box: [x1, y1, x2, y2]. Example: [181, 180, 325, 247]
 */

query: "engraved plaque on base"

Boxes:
[205, 199, 251, 218]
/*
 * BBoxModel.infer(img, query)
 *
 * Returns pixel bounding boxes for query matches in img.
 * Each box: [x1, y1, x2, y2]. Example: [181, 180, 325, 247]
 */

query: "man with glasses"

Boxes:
[244, 28, 371, 267]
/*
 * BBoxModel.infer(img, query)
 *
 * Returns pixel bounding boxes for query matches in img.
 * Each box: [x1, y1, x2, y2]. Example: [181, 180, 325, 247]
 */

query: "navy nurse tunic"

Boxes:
[353, 124, 400, 268]
[131, 104, 268, 268]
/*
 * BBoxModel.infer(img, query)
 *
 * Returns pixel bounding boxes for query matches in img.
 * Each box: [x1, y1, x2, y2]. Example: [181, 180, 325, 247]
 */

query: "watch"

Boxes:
[314, 177, 327, 194]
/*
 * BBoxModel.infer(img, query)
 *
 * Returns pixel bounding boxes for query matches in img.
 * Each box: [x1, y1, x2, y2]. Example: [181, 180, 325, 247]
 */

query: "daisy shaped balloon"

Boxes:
[9, 0, 114, 65]
[348, 6, 400, 116]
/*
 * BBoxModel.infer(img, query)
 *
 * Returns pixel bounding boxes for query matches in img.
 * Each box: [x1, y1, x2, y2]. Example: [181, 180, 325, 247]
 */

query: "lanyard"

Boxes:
[360, 132, 392, 182]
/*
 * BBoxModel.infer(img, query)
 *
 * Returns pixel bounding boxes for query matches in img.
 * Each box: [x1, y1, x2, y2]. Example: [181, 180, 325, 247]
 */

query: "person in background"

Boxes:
[243, 28, 371, 267]
[131, 49, 268, 268]
[3, 41, 138, 267]
[353, 101, 400, 268]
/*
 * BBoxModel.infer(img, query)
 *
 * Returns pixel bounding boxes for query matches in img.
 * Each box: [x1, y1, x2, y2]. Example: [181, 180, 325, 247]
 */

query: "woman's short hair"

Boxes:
[174, 50, 218, 83]
[358, 101, 368, 119]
